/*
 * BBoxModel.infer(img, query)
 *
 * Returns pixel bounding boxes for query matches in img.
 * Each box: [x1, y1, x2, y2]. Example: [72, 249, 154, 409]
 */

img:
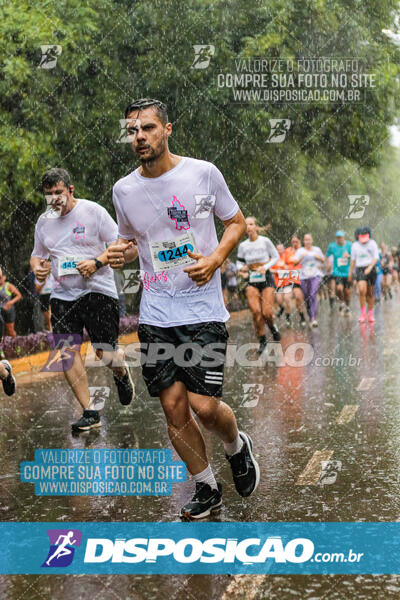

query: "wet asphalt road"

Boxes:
[1, 294, 400, 599]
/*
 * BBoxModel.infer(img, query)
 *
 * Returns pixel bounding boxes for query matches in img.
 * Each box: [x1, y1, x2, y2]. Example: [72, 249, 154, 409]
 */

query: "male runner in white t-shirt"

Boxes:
[30, 168, 134, 431]
[108, 98, 260, 519]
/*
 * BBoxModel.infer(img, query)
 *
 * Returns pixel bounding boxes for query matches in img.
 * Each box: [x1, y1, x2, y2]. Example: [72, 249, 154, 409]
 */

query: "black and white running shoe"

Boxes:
[114, 368, 135, 406]
[257, 335, 267, 355]
[226, 431, 260, 497]
[269, 325, 281, 341]
[180, 482, 222, 520]
[1, 360, 16, 396]
[71, 410, 101, 431]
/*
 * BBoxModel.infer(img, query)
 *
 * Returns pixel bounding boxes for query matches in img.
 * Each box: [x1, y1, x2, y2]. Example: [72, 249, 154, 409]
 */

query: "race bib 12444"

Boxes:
[149, 232, 198, 272]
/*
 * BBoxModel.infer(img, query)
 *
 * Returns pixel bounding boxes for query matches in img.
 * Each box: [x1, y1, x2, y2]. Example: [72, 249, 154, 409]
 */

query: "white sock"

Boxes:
[224, 433, 243, 457]
[193, 465, 218, 490]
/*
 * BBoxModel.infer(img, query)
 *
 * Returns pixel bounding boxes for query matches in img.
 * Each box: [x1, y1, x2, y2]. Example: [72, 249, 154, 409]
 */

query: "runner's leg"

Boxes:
[63, 350, 91, 410]
[308, 276, 321, 321]
[261, 286, 276, 329]
[246, 285, 264, 336]
[189, 392, 239, 445]
[160, 381, 209, 475]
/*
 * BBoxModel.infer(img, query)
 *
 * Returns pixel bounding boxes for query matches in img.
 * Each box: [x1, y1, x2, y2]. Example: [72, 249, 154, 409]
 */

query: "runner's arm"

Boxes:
[364, 242, 379, 274]
[291, 249, 306, 265]
[30, 256, 51, 282]
[185, 209, 246, 286]
[348, 259, 355, 280]
[5, 283, 21, 306]
[261, 238, 279, 272]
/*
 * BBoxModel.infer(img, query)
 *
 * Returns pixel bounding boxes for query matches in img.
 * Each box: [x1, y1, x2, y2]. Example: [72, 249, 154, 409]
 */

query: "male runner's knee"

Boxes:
[161, 395, 189, 427]
[195, 402, 217, 427]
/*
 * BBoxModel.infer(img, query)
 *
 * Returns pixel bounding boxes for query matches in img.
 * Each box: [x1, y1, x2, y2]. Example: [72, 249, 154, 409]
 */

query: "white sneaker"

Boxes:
[311, 320, 318, 328]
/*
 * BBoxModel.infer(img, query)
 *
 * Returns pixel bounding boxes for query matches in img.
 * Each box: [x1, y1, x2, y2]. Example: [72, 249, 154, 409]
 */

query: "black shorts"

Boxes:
[138, 321, 229, 398]
[334, 276, 352, 289]
[322, 274, 333, 286]
[39, 293, 51, 312]
[1, 306, 15, 323]
[247, 270, 275, 291]
[356, 267, 377, 286]
[382, 267, 391, 276]
[50, 292, 120, 349]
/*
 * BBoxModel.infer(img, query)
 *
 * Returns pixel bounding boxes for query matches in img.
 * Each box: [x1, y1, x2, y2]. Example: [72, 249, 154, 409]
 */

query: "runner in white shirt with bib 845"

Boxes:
[30, 168, 134, 432]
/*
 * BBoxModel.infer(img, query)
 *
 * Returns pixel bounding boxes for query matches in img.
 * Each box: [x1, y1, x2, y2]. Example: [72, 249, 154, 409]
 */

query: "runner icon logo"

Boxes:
[346, 195, 370, 219]
[191, 45, 215, 69]
[42, 529, 82, 567]
[318, 460, 342, 486]
[38, 45, 62, 69]
[241, 383, 264, 408]
[193, 194, 216, 219]
[42, 333, 82, 372]
[267, 119, 291, 143]
[116, 118, 140, 144]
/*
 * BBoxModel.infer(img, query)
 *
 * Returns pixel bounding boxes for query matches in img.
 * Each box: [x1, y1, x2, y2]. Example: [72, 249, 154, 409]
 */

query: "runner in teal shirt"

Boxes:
[326, 230, 352, 314]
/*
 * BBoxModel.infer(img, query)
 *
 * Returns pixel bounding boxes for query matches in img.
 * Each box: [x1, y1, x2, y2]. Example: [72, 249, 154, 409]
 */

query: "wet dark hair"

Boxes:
[355, 226, 372, 240]
[42, 168, 72, 191]
[124, 98, 168, 125]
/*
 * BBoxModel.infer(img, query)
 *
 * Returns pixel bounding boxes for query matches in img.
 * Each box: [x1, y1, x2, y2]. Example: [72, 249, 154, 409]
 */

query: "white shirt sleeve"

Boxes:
[351, 243, 357, 261]
[236, 242, 246, 269]
[113, 185, 136, 240]
[31, 224, 49, 259]
[209, 164, 240, 221]
[265, 238, 279, 260]
[98, 207, 118, 244]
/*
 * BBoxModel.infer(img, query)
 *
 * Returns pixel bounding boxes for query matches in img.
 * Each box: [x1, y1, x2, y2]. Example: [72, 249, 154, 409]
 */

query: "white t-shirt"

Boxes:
[351, 239, 379, 267]
[236, 235, 279, 268]
[32, 199, 118, 301]
[38, 273, 55, 295]
[112, 157, 239, 327]
[294, 246, 324, 279]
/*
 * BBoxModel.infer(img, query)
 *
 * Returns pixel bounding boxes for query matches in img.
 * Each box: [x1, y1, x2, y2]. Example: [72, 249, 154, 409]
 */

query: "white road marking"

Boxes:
[356, 377, 375, 391]
[336, 405, 359, 424]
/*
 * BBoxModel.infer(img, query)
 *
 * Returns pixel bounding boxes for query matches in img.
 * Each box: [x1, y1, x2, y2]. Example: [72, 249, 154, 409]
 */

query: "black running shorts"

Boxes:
[355, 266, 377, 286]
[1, 306, 16, 323]
[138, 321, 229, 397]
[334, 276, 352, 289]
[247, 270, 276, 291]
[38, 293, 51, 312]
[50, 292, 120, 348]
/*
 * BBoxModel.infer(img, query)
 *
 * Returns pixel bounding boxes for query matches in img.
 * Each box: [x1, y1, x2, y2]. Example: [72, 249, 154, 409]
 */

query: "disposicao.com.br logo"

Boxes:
[83, 535, 315, 564]
[1, 522, 381, 574]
